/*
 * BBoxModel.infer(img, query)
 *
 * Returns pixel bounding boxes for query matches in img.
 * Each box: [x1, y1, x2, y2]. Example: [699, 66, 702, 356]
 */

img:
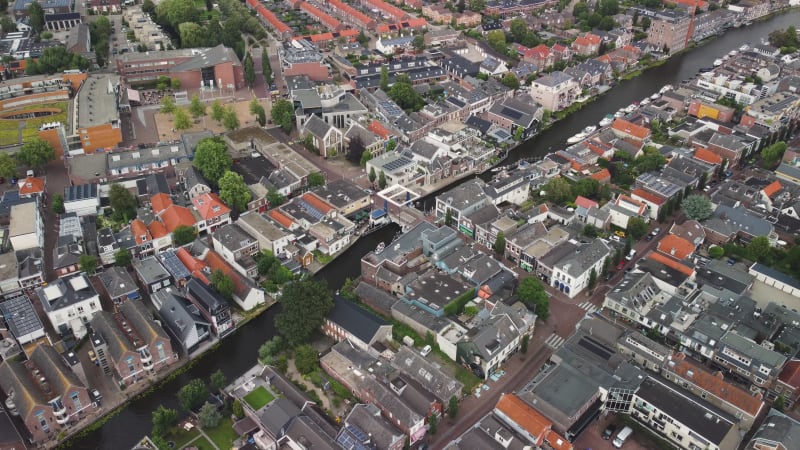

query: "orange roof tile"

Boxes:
[670, 353, 764, 416]
[585, 33, 601, 45]
[269, 209, 294, 229]
[192, 193, 231, 220]
[131, 219, 151, 244]
[596, 54, 612, 64]
[657, 235, 695, 260]
[694, 147, 723, 165]
[18, 176, 45, 196]
[151, 193, 173, 214]
[329, 0, 373, 26]
[647, 252, 695, 276]
[778, 360, 800, 388]
[611, 118, 651, 140]
[591, 168, 611, 182]
[160, 205, 197, 232]
[148, 221, 169, 239]
[203, 250, 248, 298]
[574, 196, 598, 209]
[368, 120, 392, 139]
[495, 394, 551, 445]
[544, 430, 574, 450]
[301, 192, 334, 214]
[176, 247, 209, 284]
[631, 188, 667, 206]
[299, 1, 341, 30]
[762, 180, 782, 198]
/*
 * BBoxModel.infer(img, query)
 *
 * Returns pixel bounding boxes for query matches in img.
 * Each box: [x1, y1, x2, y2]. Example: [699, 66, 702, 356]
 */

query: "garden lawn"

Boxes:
[243, 386, 274, 410]
[164, 426, 200, 449]
[204, 417, 238, 449]
[189, 435, 215, 450]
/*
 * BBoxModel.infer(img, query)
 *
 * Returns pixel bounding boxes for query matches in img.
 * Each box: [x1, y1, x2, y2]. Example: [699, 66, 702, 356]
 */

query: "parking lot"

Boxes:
[573, 413, 659, 450]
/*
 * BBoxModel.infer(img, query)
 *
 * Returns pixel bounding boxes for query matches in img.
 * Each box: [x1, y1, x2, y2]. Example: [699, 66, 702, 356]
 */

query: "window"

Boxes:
[36, 411, 48, 432]
[71, 392, 82, 410]
[156, 342, 166, 361]
[127, 356, 135, 374]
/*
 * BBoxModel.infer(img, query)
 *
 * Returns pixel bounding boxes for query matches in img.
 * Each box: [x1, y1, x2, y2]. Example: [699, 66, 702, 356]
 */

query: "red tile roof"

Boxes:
[647, 252, 695, 276]
[176, 247, 209, 284]
[778, 359, 800, 390]
[657, 235, 695, 260]
[192, 193, 231, 221]
[160, 205, 197, 232]
[363, 0, 407, 21]
[591, 168, 611, 182]
[18, 176, 45, 196]
[249, 0, 292, 34]
[670, 353, 764, 416]
[694, 147, 723, 165]
[574, 196, 598, 209]
[151, 193, 173, 215]
[368, 120, 392, 139]
[544, 430, 574, 450]
[148, 221, 169, 239]
[611, 118, 651, 140]
[762, 180, 782, 198]
[301, 192, 334, 214]
[131, 219, 151, 245]
[631, 188, 667, 206]
[495, 394, 551, 445]
[329, 0, 373, 26]
[269, 209, 294, 229]
[203, 249, 248, 298]
[299, 1, 342, 30]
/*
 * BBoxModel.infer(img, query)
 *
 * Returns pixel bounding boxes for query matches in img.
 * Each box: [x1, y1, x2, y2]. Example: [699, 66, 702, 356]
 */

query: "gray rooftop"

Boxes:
[363, 221, 435, 267]
[77, 74, 120, 128]
[0, 294, 44, 340]
[212, 223, 256, 252]
[392, 346, 463, 403]
[133, 256, 171, 285]
[107, 145, 189, 170]
[719, 331, 786, 368]
[747, 410, 800, 449]
[338, 404, 404, 450]
[36, 273, 98, 313]
[437, 179, 488, 212]
[97, 266, 138, 299]
[238, 212, 290, 242]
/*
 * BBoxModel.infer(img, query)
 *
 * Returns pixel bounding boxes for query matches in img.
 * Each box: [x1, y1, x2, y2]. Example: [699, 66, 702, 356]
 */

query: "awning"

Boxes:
[127, 292, 140, 299]
[127, 88, 140, 102]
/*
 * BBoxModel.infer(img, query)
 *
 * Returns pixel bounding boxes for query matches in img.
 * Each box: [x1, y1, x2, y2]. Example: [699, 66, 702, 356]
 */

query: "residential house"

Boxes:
[606, 195, 647, 229]
[130, 219, 154, 258]
[17, 176, 45, 198]
[97, 227, 119, 266]
[611, 118, 651, 142]
[702, 204, 775, 245]
[97, 266, 140, 305]
[212, 223, 259, 278]
[456, 312, 528, 379]
[237, 212, 293, 257]
[312, 179, 370, 217]
[151, 289, 212, 354]
[603, 272, 670, 327]
[337, 404, 405, 450]
[192, 193, 232, 234]
[9, 202, 43, 251]
[571, 33, 601, 56]
[0, 345, 95, 444]
[133, 256, 172, 293]
[713, 331, 786, 389]
[486, 96, 542, 138]
[549, 239, 611, 298]
[494, 393, 554, 447]
[186, 278, 233, 337]
[744, 409, 800, 450]
[0, 293, 46, 346]
[201, 247, 267, 311]
[63, 184, 99, 217]
[89, 300, 174, 386]
[36, 273, 101, 339]
[52, 213, 84, 278]
[529, 71, 580, 111]
[391, 345, 463, 408]
[323, 295, 392, 355]
[181, 166, 212, 200]
[616, 330, 672, 372]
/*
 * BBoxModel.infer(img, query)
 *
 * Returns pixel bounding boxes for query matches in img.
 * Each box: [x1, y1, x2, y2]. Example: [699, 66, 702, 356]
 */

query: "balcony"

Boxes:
[51, 401, 69, 425]
[139, 349, 153, 369]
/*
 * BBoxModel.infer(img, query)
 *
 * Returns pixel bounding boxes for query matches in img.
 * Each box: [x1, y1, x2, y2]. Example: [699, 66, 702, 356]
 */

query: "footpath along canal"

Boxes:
[65, 9, 800, 449]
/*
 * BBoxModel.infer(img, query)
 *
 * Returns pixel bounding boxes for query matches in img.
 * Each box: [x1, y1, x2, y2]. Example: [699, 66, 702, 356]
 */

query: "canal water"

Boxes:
[66, 10, 800, 449]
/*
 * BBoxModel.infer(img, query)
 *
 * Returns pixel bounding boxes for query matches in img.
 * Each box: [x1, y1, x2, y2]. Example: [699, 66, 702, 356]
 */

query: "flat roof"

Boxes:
[77, 74, 120, 128]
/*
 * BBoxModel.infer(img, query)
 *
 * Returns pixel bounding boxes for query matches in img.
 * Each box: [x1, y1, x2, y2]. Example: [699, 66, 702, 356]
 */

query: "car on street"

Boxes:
[88, 350, 98, 365]
[90, 388, 102, 405]
[602, 424, 617, 440]
[626, 249, 636, 261]
[614, 230, 626, 238]
[650, 227, 661, 236]
[617, 261, 626, 271]
[604, 272, 614, 281]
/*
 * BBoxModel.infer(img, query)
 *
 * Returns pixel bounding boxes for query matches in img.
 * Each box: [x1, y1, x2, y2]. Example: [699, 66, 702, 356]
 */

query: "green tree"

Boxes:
[209, 369, 226, 392]
[271, 99, 295, 133]
[261, 47, 272, 82]
[467, 0, 485, 11]
[494, 231, 506, 255]
[0, 16, 17, 34]
[682, 195, 713, 221]
[412, 34, 425, 52]
[501, 73, 520, 90]
[378, 171, 387, 189]
[275, 279, 334, 346]
[510, 18, 527, 43]
[115, 248, 132, 267]
[747, 236, 771, 263]
[773, 395, 786, 412]
[178, 378, 209, 411]
[232, 399, 245, 419]
[626, 217, 648, 240]
[267, 189, 287, 207]
[541, 177, 574, 205]
[211, 100, 225, 122]
[517, 277, 549, 320]
[388, 81, 425, 112]
[211, 269, 234, 300]
[161, 96, 176, 114]
[197, 402, 222, 428]
[193, 137, 232, 185]
[307, 172, 325, 188]
[634, 146, 667, 174]
[16, 138, 55, 170]
[445, 208, 453, 226]
[258, 336, 285, 365]
[380, 65, 389, 91]
[151, 405, 178, 437]
[173, 225, 197, 246]
[222, 106, 239, 131]
[368, 166, 377, 184]
[244, 53, 255, 87]
[109, 183, 138, 222]
[588, 268, 597, 290]
[156, 0, 200, 29]
[360, 150, 372, 167]
[761, 141, 787, 168]
[28, 1, 45, 34]
[387, 140, 397, 152]
[428, 414, 438, 435]
[601, 257, 610, 277]
[179, 22, 206, 48]
[520, 334, 530, 354]
[448, 396, 459, 419]
[708, 245, 724, 259]
[189, 94, 205, 118]
[294, 344, 318, 374]
[486, 30, 507, 54]
[25, 47, 89, 75]
[52, 193, 64, 214]
[0, 153, 16, 179]
[173, 107, 192, 132]
[79, 254, 97, 275]
[218, 170, 251, 212]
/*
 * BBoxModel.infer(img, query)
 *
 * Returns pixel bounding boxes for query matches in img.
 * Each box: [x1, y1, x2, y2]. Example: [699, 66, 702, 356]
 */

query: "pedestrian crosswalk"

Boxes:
[545, 333, 565, 349]
[578, 301, 598, 314]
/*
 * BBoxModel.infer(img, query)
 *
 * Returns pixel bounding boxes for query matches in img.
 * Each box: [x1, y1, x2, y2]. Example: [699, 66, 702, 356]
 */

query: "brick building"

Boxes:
[116, 45, 244, 90]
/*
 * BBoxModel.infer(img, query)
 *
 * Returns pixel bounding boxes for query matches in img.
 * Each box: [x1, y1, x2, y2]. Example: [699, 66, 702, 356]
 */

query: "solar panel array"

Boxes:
[297, 198, 324, 220]
[382, 156, 413, 172]
[160, 251, 191, 280]
[499, 106, 524, 120]
[336, 423, 371, 450]
[0, 295, 43, 338]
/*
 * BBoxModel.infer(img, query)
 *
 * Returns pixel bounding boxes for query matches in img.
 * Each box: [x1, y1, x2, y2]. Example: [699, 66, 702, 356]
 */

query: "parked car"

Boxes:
[420, 345, 432, 357]
[602, 424, 617, 440]
[10, 177, 17, 185]
[614, 230, 626, 238]
[617, 261, 626, 271]
[650, 227, 661, 237]
[626, 249, 636, 261]
[88, 350, 98, 365]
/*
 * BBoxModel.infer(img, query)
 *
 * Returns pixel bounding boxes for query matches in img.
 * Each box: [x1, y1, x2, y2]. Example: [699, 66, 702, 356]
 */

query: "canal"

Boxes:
[67, 9, 800, 449]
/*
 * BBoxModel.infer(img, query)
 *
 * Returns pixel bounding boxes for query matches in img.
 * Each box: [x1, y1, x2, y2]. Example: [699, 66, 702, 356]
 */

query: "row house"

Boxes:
[211, 223, 259, 278]
[192, 193, 232, 234]
[36, 273, 101, 339]
[571, 33, 601, 56]
[186, 278, 234, 337]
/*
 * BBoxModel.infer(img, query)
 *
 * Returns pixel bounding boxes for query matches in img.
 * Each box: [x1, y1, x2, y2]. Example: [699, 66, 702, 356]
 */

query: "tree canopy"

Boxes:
[177, 378, 208, 411]
[211, 269, 234, 300]
[761, 142, 787, 168]
[26, 46, 90, 75]
[79, 254, 97, 275]
[197, 402, 222, 428]
[517, 277, 549, 320]
[193, 137, 232, 186]
[275, 279, 334, 346]
[271, 100, 295, 133]
[172, 224, 197, 246]
[115, 248, 133, 267]
[682, 195, 713, 221]
[218, 170, 251, 212]
[16, 138, 55, 170]
[109, 184, 139, 222]
[626, 217, 648, 240]
[151, 406, 178, 437]
[0, 153, 17, 179]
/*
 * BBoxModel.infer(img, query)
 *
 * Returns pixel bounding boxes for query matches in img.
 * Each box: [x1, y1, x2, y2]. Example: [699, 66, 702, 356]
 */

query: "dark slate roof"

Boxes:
[64, 183, 98, 201]
[155, 291, 210, 344]
[465, 115, 493, 135]
[0, 294, 43, 339]
[749, 263, 800, 291]
[187, 278, 230, 315]
[97, 266, 138, 298]
[145, 173, 170, 196]
[328, 295, 389, 344]
[259, 397, 300, 438]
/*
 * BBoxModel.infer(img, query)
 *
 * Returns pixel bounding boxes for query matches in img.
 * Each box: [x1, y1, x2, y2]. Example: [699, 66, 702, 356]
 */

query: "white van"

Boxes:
[420, 345, 432, 357]
[613, 426, 633, 448]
